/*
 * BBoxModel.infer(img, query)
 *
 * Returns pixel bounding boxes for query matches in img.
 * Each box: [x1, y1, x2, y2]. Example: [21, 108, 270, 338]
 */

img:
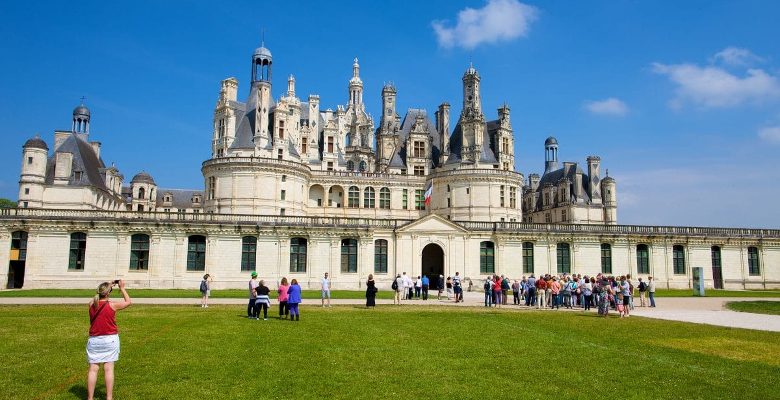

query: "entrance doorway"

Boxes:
[7, 261, 24, 289]
[421, 243, 444, 288]
[7, 231, 27, 289]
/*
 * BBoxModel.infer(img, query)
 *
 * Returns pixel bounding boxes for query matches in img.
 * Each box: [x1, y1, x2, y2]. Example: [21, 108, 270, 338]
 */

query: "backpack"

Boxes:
[638, 282, 647, 291]
[391, 280, 398, 291]
[484, 281, 491, 291]
[199, 280, 208, 292]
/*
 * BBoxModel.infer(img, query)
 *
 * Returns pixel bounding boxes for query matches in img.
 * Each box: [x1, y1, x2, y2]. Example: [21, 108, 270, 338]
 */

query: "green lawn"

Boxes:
[0, 305, 777, 399]
[2, 288, 779, 298]
[726, 301, 780, 316]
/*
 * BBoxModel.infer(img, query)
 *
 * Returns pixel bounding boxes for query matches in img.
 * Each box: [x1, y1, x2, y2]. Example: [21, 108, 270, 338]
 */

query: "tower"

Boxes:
[250, 43, 273, 151]
[348, 58, 364, 110]
[462, 64, 482, 115]
[378, 83, 398, 167]
[496, 104, 514, 171]
[212, 77, 239, 158]
[129, 171, 157, 212]
[72, 101, 90, 134]
[459, 64, 485, 164]
[18, 136, 48, 208]
[602, 174, 617, 224]
[544, 136, 559, 174]
[435, 102, 450, 165]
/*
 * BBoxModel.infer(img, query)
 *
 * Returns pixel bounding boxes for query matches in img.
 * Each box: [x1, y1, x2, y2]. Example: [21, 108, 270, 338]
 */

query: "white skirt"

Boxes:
[86, 334, 120, 364]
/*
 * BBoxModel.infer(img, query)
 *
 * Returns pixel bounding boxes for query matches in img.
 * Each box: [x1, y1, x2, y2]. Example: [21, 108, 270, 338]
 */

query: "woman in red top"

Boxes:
[86, 280, 132, 400]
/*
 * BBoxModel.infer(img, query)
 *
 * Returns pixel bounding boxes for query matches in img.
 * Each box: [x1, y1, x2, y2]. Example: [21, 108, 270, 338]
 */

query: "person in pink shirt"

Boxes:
[277, 277, 290, 320]
[549, 277, 561, 309]
[492, 274, 503, 308]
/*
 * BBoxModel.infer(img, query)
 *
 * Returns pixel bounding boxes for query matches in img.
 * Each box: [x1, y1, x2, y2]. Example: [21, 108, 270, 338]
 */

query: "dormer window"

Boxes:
[192, 195, 201, 204]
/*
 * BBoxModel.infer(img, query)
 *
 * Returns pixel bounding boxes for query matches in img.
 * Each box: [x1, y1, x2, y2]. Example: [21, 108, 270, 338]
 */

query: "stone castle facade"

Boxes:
[3, 43, 777, 290]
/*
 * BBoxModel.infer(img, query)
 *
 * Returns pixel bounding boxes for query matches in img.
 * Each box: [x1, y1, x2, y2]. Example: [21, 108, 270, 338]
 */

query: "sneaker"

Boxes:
[264, 318, 268, 321]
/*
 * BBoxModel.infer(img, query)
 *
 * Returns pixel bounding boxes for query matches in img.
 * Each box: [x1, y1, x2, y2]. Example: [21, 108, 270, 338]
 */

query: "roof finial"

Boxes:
[80, 96, 86, 105]
[606, 169, 609, 177]
[261, 28, 265, 47]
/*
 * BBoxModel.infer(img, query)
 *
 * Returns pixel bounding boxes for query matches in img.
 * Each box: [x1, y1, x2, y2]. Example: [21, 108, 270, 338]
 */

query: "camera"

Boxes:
[112, 280, 120, 285]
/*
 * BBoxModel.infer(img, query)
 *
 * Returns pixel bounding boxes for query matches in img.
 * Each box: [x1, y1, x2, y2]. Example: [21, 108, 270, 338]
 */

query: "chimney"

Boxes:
[90, 141, 101, 159]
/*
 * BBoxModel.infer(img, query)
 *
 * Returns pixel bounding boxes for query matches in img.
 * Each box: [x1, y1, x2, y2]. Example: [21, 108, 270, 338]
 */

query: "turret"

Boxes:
[287, 75, 296, 98]
[462, 63, 482, 115]
[72, 102, 90, 134]
[348, 58, 364, 109]
[18, 136, 49, 208]
[129, 171, 157, 212]
[544, 136, 559, 174]
[496, 103, 514, 171]
[602, 174, 617, 224]
[249, 42, 273, 150]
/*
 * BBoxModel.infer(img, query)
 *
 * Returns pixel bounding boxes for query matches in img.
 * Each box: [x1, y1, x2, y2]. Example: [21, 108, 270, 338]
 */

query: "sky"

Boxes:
[1, 0, 778, 228]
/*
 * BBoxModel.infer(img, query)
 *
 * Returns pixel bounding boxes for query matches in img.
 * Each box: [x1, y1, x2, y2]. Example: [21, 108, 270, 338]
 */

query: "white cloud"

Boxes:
[712, 46, 764, 67]
[584, 98, 629, 116]
[432, 0, 538, 50]
[758, 126, 780, 144]
[652, 61, 780, 108]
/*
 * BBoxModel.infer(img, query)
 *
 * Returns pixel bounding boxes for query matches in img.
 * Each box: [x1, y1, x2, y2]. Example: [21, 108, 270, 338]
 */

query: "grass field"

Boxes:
[2, 288, 780, 299]
[0, 305, 778, 399]
[727, 301, 780, 316]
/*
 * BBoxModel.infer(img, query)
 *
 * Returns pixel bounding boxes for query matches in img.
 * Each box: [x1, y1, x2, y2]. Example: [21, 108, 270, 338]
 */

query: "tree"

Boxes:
[0, 198, 17, 209]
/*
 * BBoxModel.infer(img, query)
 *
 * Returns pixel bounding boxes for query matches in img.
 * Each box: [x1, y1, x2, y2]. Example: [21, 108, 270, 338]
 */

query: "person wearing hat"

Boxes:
[248, 272, 259, 319]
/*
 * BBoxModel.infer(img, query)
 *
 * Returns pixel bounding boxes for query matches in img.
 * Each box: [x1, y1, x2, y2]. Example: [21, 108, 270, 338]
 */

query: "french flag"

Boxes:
[424, 183, 432, 207]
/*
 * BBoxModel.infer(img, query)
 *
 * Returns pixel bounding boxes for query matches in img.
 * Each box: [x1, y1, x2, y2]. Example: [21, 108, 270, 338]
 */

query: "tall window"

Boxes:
[379, 188, 390, 209]
[402, 189, 408, 209]
[347, 160, 355, 171]
[601, 243, 612, 274]
[374, 239, 388, 273]
[341, 239, 358, 273]
[290, 238, 307, 273]
[748, 246, 760, 276]
[480, 241, 495, 274]
[301, 138, 308, 154]
[522, 242, 534, 273]
[348, 186, 360, 208]
[241, 236, 257, 271]
[413, 141, 425, 157]
[637, 244, 650, 274]
[187, 235, 206, 271]
[11, 231, 28, 261]
[363, 187, 375, 208]
[414, 189, 424, 210]
[69, 232, 87, 270]
[208, 177, 216, 200]
[502, 137, 509, 153]
[327, 137, 334, 153]
[711, 245, 721, 268]
[557, 243, 571, 274]
[129, 234, 150, 270]
[138, 187, 145, 199]
[500, 185, 505, 207]
[509, 187, 516, 208]
[673, 245, 685, 275]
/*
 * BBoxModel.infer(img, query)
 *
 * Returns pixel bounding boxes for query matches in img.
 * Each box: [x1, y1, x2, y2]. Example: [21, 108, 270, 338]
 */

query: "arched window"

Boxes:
[374, 239, 388, 273]
[600, 243, 612, 274]
[379, 188, 391, 209]
[290, 238, 307, 273]
[130, 234, 150, 270]
[556, 243, 571, 274]
[673, 245, 685, 275]
[348, 186, 360, 208]
[480, 241, 495, 274]
[522, 242, 534, 273]
[10, 231, 28, 261]
[347, 160, 355, 171]
[359, 161, 367, 172]
[748, 246, 760, 276]
[637, 244, 649, 274]
[69, 232, 87, 270]
[187, 235, 207, 271]
[241, 236, 257, 271]
[341, 239, 358, 273]
[138, 187, 145, 200]
[363, 187, 375, 208]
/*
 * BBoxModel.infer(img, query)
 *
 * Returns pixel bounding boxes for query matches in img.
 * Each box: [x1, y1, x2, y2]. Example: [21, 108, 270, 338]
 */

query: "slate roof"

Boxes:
[446, 119, 498, 165]
[44, 133, 108, 191]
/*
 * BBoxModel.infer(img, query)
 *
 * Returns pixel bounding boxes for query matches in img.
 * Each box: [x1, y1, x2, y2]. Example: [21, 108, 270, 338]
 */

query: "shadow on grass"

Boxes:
[69, 383, 101, 399]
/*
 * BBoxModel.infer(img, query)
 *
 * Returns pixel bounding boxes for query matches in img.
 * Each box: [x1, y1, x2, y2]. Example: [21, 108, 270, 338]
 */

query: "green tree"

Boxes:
[0, 198, 17, 208]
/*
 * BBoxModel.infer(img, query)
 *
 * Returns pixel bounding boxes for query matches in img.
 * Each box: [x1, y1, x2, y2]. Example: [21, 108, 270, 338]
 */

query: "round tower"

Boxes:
[602, 175, 617, 224]
[252, 44, 272, 83]
[72, 102, 90, 134]
[19, 136, 49, 208]
[544, 136, 559, 174]
[130, 171, 157, 212]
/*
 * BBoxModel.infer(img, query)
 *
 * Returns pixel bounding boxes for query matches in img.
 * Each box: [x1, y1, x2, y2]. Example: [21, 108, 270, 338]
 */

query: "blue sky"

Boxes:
[1, 0, 778, 228]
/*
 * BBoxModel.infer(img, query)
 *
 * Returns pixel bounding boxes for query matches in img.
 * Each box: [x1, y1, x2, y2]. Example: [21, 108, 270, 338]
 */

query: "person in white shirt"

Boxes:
[321, 272, 331, 307]
[402, 272, 413, 300]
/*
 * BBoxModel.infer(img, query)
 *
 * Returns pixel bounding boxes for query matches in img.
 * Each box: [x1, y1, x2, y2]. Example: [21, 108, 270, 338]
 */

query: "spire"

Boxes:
[352, 57, 360, 79]
[287, 74, 295, 97]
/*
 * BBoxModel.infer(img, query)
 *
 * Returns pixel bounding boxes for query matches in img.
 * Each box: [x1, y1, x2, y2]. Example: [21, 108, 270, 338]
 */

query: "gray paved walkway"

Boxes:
[2, 292, 779, 332]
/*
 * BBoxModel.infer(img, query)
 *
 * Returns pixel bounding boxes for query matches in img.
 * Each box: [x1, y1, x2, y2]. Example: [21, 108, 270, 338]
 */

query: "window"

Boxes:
[379, 188, 390, 209]
[359, 161, 367, 172]
[402, 189, 408, 209]
[279, 120, 284, 139]
[466, 187, 470, 195]
[278, 149, 283, 160]
[348, 186, 360, 208]
[601, 243, 612, 274]
[138, 187, 145, 199]
[302, 140, 308, 154]
[69, 232, 87, 270]
[27, 156, 33, 164]
[480, 241, 495, 274]
[327, 137, 334, 153]
[414, 189, 424, 210]
[545, 213, 551, 223]
[364, 187, 375, 208]
[290, 238, 307, 273]
[281, 175, 287, 182]
[138, 205, 144, 212]
[281, 190, 286, 200]
[24, 188, 29, 195]
[748, 247, 760, 276]
[347, 160, 355, 171]
[187, 235, 207, 271]
[413, 141, 425, 157]
[327, 162, 334, 171]
[556, 243, 571, 274]
[413, 166, 425, 176]
[341, 239, 358, 273]
[522, 242, 534, 273]
[129, 234, 150, 270]
[374, 239, 388, 273]
[280, 208, 285, 216]
[637, 244, 650, 274]
[502, 137, 509, 153]
[509, 187, 516, 208]
[500, 185, 505, 207]
[673, 245, 685, 275]
[11, 231, 28, 261]
[561, 210, 567, 221]
[240, 236, 257, 271]
[208, 177, 216, 200]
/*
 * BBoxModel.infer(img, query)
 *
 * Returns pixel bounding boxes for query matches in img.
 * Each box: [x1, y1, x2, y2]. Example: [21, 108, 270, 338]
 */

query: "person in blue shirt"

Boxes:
[287, 279, 302, 321]
[421, 275, 430, 300]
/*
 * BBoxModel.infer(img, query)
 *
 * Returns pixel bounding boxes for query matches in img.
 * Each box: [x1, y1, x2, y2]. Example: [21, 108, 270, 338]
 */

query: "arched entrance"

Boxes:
[421, 243, 444, 291]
